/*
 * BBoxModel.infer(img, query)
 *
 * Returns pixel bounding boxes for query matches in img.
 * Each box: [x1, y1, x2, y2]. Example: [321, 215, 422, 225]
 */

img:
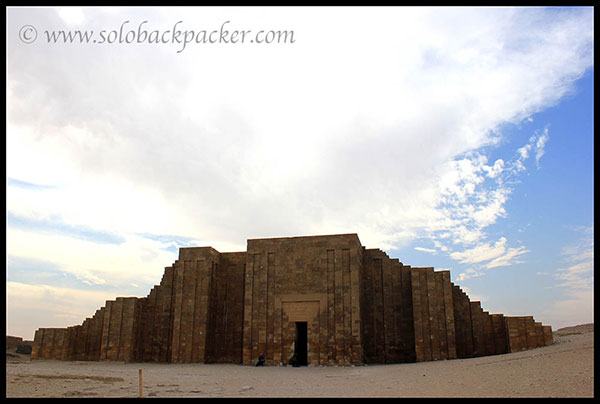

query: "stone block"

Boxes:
[491, 314, 508, 355]
[470, 302, 485, 356]
[452, 285, 474, 358]
[543, 325, 553, 346]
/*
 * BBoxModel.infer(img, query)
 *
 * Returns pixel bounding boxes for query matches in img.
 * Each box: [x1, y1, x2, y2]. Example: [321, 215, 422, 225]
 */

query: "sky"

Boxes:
[6, 6, 594, 340]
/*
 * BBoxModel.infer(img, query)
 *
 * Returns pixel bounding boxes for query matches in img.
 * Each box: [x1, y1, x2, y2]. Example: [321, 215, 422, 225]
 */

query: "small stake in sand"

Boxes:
[139, 368, 143, 398]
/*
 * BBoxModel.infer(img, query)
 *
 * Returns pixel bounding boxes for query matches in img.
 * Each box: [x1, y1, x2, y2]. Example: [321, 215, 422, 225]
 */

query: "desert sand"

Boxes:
[5, 324, 593, 398]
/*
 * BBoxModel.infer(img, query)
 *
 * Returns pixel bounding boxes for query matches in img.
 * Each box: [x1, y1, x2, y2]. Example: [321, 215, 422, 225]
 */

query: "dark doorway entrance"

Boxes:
[294, 322, 308, 366]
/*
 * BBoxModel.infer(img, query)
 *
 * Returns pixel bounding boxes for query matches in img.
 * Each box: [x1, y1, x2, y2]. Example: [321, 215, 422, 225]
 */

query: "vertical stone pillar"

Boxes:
[441, 272, 457, 359]
[39, 329, 52, 359]
[76, 320, 90, 361]
[481, 311, 495, 356]
[388, 259, 402, 363]
[542, 326, 553, 346]
[242, 252, 256, 365]
[360, 250, 375, 363]
[342, 248, 353, 364]
[251, 253, 263, 363]
[156, 266, 174, 362]
[505, 317, 522, 352]
[426, 269, 441, 361]
[350, 247, 363, 365]
[191, 261, 206, 363]
[137, 289, 156, 362]
[170, 260, 184, 363]
[31, 328, 43, 359]
[452, 285, 474, 358]
[433, 271, 447, 360]
[470, 302, 485, 357]
[491, 314, 508, 355]
[518, 317, 528, 351]
[400, 265, 415, 363]
[410, 268, 422, 362]
[118, 297, 140, 362]
[534, 322, 545, 347]
[525, 317, 537, 349]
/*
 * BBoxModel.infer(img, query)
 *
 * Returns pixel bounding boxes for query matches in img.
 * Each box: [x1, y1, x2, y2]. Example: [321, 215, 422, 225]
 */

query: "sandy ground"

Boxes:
[5, 324, 593, 398]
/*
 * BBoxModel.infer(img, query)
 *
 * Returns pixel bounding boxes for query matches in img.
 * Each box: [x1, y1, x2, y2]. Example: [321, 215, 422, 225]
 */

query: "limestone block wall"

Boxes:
[139, 266, 176, 362]
[505, 316, 552, 352]
[543, 325, 553, 346]
[135, 285, 163, 362]
[100, 297, 140, 361]
[452, 284, 475, 358]
[135, 247, 222, 364]
[410, 267, 457, 362]
[30, 233, 554, 365]
[168, 247, 219, 363]
[6, 336, 24, 350]
[31, 247, 222, 363]
[491, 314, 508, 355]
[451, 293, 543, 358]
[208, 251, 247, 363]
[450, 298, 548, 357]
[470, 301, 488, 357]
[32, 304, 112, 361]
[361, 249, 415, 364]
[32, 328, 65, 360]
[242, 234, 364, 366]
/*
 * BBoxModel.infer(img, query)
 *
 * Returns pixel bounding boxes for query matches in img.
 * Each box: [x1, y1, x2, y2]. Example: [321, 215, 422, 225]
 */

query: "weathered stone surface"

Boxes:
[30, 233, 552, 365]
[243, 234, 363, 366]
[504, 316, 553, 353]
[16, 343, 32, 354]
[543, 325, 553, 346]
[452, 284, 474, 358]
[6, 336, 24, 350]
[491, 314, 508, 355]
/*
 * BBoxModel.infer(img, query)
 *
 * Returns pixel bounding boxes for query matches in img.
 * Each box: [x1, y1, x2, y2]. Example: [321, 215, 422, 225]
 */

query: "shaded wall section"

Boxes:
[361, 249, 415, 364]
[209, 251, 246, 363]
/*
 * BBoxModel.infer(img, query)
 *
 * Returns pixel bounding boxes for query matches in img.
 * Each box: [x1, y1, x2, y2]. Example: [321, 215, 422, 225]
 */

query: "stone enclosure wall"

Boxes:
[242, 234, 363, 366]
[31, 234, 553, 365]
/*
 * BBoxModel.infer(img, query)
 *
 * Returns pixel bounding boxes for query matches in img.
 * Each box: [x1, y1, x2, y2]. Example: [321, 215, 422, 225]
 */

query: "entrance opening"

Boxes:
[294, 322, 308, 366]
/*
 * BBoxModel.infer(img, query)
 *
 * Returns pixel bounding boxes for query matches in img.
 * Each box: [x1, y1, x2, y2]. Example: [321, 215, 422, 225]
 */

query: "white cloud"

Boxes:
[534, 127, 550, 168]
[450, 237, 509, 264]
[455, 268, 482, 282]
[484, 245, 529, 269]
[6, 7, 593, 250]
[433, 125, 555, 280]
[6, 281, 120, 340]
[57, 7, 85, 26]
[5, 7, 594, 337]
[414, 246, 437, 254]
[511, 128, 550, 174]
[451, 239, 529, 279]
[6, 227, 178, 288]
[517, 143, 531, 161]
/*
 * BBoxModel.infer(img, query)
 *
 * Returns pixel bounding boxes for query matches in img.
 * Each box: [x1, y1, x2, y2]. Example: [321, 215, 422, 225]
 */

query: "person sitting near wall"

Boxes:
[256, 353, 265, 366]
[289, 353, 299, 367]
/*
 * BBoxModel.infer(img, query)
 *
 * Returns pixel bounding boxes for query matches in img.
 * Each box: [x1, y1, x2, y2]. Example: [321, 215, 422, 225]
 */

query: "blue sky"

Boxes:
[395, 69, 594, 321]
[6, 7, 594, 340]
